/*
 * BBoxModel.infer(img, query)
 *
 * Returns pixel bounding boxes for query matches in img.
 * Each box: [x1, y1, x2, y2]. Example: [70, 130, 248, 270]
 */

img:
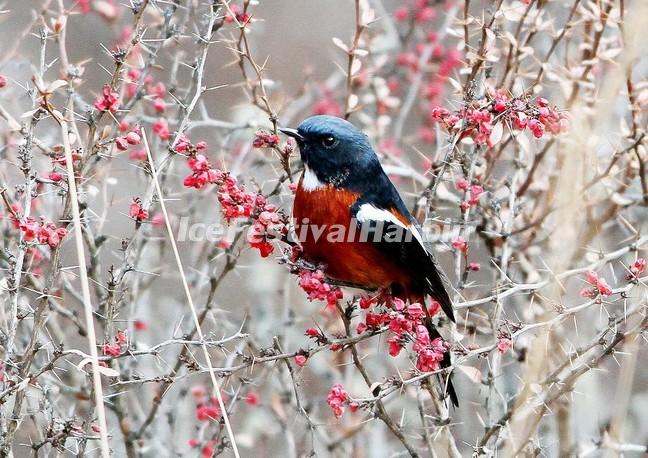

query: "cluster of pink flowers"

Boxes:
[580, 270, 613, 298]
[115, 130, 141, 151]
[357, 298, 450, 373]
[128, 197, 149, 222]
[102, 330, 128, 357]
[125, 68, 149, 98]
[23, 247, 45, 277]
[175, 136, 208, 154]
[304, 327, 330, 346]
[326, 383, 358, 418]
[50, 146, 82, 166]
[390, 7, 464, 142]
[179, 140, 285, 256]
[224, 4, 251, 24]
[252, 130, 280, 148]
[429, 92, 568, 146]
[497, 337, 512, 354]
[187, 385, 229, 456]
[244, 392, 260, 406]
[177, 138, 222, 189]
[12, 212, 67, 249]
[111, 25, 140, 59]
[395, 32, 462, 78]
[248, 204, 282, 257]
[124, 68, 167, 111]
[451, 236, 468, 253]
[625, 258, 646, 280]
[117, 121, 147, 159]
[217, 175, 265, 221]
[456, 178, 484, 210]
[152, 118, 171, 141]
[394, 0, 437, 23]
[412, 326, 451, 372]
[77, 0, 91, 14]
[297, 269, 343, 308]
[294, 353, 308, 367]
[93, 85, 121, 113]
[180, 147, 282, 256]
[149, 82, 167, 112]
[312, 92, 342, 117]
[188, 438, 218, 458]
[183, 153, 222, 189]
[191, 385, 223, 422]
[0, 75, 7, 89]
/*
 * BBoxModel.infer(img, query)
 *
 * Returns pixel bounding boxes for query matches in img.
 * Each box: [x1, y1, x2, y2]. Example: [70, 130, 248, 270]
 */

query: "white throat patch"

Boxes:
[301, 166, 325, 191]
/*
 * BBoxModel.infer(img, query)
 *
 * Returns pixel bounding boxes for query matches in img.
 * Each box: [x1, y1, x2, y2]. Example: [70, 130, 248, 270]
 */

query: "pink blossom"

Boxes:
[294, 354, 307, 367]
[115, 137, 129, 151]
[152, 118, 170, 140]
[153, 97, 165, 113]
[191, 385, 208, 403]
[129, 198, 148, 222]
[196, 404, 221, 422]
[326, 384, 349, 418]
[356, 322, 367, 334]
[126, 131, 141, 145]
[407, 303, 425, 319]
[102, 343, 121, 357]
[394, 6, 409, 21]
[428, 300, 441, 317]
[253, 130, 280, 148]
[298, 269, 343, 308]
[148, 81, 166, 98]
[245, 392, 260, 406]
[497, 338, 512, 353]
[388, 336, 403, 357]
[626, 258, 646, 280]
[415, 6, 436, 23]
[451, 236, 468, 253]
[455, 178, 469, 191]
[585, 270, 599, 285]
[528, 119, 545, 138]
[312, 95, 342, 116]
[94, 85, 121, 113]
[129, 149, 147, 161]
[48, 172, 63, 182]
[359, 295, 375, 309]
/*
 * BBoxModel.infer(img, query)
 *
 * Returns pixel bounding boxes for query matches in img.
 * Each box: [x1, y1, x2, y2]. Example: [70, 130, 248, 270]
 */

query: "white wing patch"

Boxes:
[355, 203, 427, 250]
[301, 166, 325, 191]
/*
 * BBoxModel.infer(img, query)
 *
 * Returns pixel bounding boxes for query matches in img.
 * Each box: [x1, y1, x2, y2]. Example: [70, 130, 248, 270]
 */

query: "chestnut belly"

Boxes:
[293, 185, 410, 290]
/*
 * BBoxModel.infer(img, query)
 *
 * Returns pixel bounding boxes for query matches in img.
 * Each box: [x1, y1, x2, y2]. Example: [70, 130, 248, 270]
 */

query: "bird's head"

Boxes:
[280, 115, 377, 186]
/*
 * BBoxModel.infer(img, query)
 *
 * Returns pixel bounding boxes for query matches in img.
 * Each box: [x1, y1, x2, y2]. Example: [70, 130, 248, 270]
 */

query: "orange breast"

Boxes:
[293, 179, 409, 290]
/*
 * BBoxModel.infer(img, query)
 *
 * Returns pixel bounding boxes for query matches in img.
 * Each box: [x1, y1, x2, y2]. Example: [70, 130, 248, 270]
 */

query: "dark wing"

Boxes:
[349, 172, 458, 406]
[350, 180, 458, 406]
[350, 184, 455, 323]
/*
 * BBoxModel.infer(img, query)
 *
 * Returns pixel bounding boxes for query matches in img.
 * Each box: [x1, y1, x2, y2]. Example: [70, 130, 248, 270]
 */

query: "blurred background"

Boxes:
[1, 0, 647, 457]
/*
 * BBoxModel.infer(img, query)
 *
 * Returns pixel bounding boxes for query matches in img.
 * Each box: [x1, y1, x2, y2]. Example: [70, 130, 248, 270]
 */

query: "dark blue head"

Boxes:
[280, 115, 380, 187]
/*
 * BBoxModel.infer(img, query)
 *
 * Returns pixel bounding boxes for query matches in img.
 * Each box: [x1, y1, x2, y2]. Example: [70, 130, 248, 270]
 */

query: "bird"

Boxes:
[280, 115, 458, 406]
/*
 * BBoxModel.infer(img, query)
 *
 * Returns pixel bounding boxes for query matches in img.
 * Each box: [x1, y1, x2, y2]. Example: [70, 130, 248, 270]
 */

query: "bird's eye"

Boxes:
[321, 136, 338, 148]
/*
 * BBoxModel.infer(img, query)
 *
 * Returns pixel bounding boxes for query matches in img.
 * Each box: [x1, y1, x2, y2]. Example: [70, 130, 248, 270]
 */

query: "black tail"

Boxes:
[425, 273, 455, 323]
[428, 323, 458, 407]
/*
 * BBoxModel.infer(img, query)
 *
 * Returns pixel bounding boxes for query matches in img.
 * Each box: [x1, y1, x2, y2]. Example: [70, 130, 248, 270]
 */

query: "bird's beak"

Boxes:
[279, 127, 304, 141]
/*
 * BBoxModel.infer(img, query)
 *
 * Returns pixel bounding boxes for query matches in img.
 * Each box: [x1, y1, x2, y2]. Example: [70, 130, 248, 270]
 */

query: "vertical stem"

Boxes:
[61, 120, 110, 457]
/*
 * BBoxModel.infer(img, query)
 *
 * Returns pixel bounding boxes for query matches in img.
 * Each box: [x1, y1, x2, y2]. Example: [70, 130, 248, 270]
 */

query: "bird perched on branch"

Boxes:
[280, 115, 457, 406]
